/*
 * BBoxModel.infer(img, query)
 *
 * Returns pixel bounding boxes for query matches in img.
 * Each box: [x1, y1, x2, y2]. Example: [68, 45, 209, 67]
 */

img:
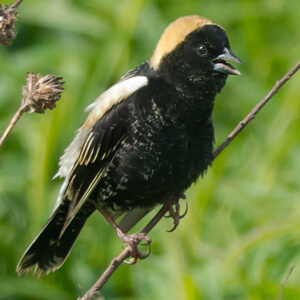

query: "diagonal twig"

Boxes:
[78, 203, 170, 300]
[79, 60, 300, 300]
[214, 60, 300, 158]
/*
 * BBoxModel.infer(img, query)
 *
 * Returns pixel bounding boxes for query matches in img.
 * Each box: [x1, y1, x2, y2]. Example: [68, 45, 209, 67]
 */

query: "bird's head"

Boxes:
[150, 16, 242, 82]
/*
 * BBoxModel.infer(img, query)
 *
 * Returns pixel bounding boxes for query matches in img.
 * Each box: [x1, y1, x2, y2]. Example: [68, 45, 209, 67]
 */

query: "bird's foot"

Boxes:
[116, 229, 152, 264]
[96, 205, 152, 263]
[165, 195, 188, 232]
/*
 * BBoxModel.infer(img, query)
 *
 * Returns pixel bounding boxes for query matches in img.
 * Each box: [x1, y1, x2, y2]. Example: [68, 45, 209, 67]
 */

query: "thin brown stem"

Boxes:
[9, 0, 23, 10]
[276, 265, 295, 300]
[78, 60, 300, 300]
[78, 203, 169, 300]
[214, 60, 300, 158]
[0, 104, 28, 148]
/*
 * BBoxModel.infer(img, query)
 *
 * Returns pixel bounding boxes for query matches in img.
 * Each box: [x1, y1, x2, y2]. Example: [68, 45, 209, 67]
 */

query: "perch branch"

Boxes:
[214, 60, 300, 158]
[78, 203, 170, 300]
[79, 60, 300, 300]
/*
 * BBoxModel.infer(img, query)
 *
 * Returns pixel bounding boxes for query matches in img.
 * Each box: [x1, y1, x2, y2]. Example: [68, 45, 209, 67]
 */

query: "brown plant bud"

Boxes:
[0, 4, 19, 46]
[22, 72, 65, 114]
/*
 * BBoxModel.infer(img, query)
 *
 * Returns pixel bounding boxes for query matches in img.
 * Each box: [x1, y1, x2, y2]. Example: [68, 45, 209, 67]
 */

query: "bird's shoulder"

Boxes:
[120, 60, 157, 80]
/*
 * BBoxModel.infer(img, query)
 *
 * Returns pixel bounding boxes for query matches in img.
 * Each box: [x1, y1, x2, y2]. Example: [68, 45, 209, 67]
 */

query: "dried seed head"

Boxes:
[22, 72, 65, 114]
[0, 4, 18, 46]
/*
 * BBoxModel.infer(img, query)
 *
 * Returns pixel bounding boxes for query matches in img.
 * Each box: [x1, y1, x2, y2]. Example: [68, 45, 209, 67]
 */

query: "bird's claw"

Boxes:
[116, 229, 152, 262]
[165, 198, 188, 232]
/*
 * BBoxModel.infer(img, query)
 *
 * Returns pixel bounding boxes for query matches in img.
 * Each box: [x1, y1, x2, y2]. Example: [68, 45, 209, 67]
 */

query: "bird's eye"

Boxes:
[198, 45, 208, 56]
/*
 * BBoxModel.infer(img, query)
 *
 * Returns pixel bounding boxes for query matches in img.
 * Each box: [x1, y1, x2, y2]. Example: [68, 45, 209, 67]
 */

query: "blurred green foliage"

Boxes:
[0, 0, 300, 299]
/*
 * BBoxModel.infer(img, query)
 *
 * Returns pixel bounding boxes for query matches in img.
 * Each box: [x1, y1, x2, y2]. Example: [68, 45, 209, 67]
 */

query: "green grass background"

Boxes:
[0, 0, 300, 299]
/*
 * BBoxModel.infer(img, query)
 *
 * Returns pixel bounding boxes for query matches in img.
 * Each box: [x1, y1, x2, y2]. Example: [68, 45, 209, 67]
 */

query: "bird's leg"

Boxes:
[165, 194, 188, 232]
[96, 205, 152, 263]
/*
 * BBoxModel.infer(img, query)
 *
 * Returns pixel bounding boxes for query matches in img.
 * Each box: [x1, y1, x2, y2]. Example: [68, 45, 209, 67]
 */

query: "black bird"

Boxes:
[17, 15, 241, 275]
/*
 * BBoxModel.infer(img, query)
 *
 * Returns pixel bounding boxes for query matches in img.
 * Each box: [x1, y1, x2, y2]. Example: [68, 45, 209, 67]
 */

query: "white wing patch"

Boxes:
[52, 75, 148, 211]
[82, 76, 148, 129]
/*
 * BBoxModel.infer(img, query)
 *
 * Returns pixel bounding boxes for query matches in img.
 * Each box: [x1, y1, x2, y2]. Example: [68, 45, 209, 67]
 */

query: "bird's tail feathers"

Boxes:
[17, 199, 94, 276]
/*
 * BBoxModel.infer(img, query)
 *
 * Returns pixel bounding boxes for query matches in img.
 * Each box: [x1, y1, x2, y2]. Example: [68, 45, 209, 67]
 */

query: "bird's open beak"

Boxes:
[213, 47, 242, 76]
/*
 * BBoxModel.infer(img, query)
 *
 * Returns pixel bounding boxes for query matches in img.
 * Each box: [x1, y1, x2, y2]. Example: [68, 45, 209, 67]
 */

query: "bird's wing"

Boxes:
[55, 75, 149, 234]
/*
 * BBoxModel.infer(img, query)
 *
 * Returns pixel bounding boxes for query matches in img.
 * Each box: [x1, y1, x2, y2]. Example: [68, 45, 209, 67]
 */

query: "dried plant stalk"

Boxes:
[0, 72, 64, 148]
[0, 0, 23, 46]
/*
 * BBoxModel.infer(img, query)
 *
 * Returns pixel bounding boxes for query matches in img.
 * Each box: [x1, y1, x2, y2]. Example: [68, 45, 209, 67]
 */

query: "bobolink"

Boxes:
[17, 15, 241, 275]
